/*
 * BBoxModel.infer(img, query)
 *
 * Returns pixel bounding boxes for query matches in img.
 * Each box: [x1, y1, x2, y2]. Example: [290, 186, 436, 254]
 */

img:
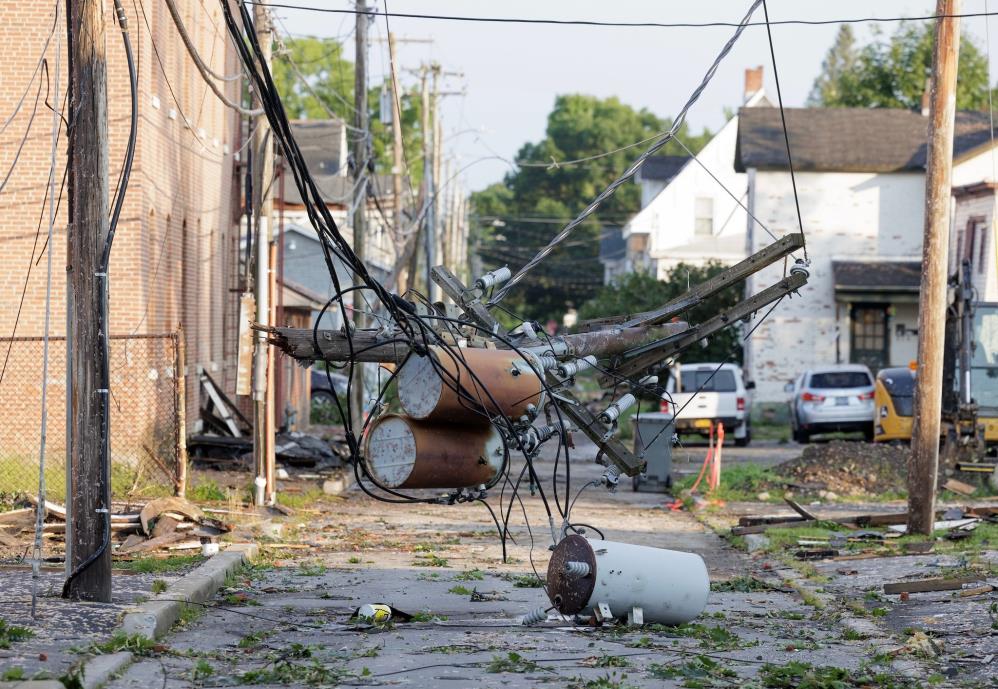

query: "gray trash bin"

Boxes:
[632, 412, 674, 493]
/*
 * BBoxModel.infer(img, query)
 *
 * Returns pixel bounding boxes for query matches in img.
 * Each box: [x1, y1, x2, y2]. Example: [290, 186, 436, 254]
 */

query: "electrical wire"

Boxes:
[32, 0, 62, 620]
[164, 0, 263, 115]
[489, 0, 764, 305]
[761, 0, 807, 262]
[239, 2, 998, 30]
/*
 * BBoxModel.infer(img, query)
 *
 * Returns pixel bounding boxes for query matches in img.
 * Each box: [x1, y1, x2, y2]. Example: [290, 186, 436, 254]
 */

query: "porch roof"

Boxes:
[832, 260, 921, 303]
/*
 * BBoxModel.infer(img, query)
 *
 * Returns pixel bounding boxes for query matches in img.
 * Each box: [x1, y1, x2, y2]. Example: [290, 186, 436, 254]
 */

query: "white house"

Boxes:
[617, 68, 770, 278]
[737, 107, 998, 402]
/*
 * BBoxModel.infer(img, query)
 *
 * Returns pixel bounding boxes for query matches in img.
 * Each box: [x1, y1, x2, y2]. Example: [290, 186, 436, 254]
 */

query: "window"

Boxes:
[694, 197, 714, 236]
[679, 369, 736, 393]
[977, 219, 988, 274]
[809, 371, 872, 389]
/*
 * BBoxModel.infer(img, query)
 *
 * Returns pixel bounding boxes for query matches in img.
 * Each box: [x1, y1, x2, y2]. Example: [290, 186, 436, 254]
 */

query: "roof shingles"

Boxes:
[736, 107, 998, 173]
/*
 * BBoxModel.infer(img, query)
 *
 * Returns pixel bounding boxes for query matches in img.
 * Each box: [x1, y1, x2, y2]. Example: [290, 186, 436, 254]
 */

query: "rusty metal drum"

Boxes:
[397, 346, 544, 421]
[363, 414, 506, 489]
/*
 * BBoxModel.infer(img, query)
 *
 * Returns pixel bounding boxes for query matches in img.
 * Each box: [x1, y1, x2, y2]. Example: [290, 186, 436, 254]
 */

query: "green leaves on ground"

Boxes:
[0, 619, 33, 649]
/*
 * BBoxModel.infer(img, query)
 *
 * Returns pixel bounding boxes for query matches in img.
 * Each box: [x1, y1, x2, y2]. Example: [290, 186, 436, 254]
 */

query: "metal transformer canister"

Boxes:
[397, 346, 544, 421]
[363, 414, 505, 489]
[546, 535, 709, 625]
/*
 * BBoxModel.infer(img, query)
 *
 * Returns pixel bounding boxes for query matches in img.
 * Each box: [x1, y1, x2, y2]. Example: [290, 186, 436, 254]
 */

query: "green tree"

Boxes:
[807, 26, 858, 106]
[272, 36, 423, 183]
[809, 22, 993, 110]
[578, 263, 744, 364]
[471, 94, 712, 323]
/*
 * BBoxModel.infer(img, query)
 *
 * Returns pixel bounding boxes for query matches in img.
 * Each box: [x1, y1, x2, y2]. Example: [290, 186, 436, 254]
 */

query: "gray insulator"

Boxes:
[564, 561, 591, 577]
[599, 393, 636, 424]
[475, 266, 512, 290]
[790, 259, 811, 278]
[520, 606, 548, 625]
[536, 354, 559, 371]
[558, 355, 597, 378]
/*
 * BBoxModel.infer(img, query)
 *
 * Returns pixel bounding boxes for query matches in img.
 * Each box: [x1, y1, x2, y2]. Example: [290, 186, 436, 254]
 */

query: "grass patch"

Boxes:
[486, 651, 544, 674]
[447, 585, 473, 596]
[648, 655, 737, 686]
[758, 661, 920, 688]
[1, 667, 26, 681]
[710, 575, 771, 592]
[454, 568, 486, 581]
[502, 573, 545, 588]
[90, 632, 158, 656]
[116, 554, 204, 574]
[151, 579, 168, 594]
[412, 554, 449, 568]
[187, 479, 228, 502]
[675, 463, 783, 501]
[278, 488, 326, 510]
[0, 619, 34, 649]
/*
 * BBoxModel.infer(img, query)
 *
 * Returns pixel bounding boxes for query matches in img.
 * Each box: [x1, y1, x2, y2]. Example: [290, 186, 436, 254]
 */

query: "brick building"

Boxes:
[0, 1, 242, 493]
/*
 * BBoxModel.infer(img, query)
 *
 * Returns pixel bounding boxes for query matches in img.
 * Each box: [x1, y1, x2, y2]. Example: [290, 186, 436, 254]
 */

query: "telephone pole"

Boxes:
[388, 33, 404, 250]
[908, 0, 961, 535]
[251, 0, 275, 506]
[65, 0, 112, 602]
[349, 0, 370, 428]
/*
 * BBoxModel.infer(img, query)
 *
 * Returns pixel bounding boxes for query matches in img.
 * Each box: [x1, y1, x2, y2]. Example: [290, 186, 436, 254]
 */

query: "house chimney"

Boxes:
[921, 76, 932, 117]
[744, 66, 764, 101]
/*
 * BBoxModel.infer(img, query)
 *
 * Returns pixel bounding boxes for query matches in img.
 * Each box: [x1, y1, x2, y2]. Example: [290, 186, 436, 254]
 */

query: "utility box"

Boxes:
[632, 412, 674, 492]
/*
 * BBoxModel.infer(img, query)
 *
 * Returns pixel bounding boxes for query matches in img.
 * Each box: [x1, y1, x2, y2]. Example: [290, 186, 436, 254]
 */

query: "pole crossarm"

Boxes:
[602, 268, 808, 384]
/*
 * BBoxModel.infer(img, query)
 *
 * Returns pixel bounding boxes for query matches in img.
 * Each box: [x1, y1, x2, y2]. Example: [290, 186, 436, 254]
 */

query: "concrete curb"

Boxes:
[121, 543, 258, 640]
[76, 652, 132, 689]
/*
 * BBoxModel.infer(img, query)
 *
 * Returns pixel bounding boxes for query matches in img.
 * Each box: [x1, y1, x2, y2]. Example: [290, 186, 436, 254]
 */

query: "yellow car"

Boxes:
[873, 367, 915, 443]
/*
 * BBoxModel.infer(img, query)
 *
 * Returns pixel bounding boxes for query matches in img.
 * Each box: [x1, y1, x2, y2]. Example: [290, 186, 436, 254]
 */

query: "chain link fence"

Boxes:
[0, 333, 184, 502]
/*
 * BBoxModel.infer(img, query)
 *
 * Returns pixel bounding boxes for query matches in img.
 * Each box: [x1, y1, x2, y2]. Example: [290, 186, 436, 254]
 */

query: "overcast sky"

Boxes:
[275, 1, 998, 192]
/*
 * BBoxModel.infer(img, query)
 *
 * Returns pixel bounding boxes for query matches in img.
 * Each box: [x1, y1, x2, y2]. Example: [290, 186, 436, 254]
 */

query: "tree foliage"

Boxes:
[271, 36, 423, 183]
[471, 94, 712, 323]
[578, 263, 744, 364]
[809, 23, 993, 110]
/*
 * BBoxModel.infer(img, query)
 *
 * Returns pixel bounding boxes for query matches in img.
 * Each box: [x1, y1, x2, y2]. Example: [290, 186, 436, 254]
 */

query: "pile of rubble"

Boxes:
[775, 441, 910, 496]
[0, 495, 231, 557]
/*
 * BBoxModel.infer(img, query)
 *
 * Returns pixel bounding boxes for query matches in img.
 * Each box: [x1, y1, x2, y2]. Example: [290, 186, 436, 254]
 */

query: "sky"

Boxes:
[275, 0, 998, 193]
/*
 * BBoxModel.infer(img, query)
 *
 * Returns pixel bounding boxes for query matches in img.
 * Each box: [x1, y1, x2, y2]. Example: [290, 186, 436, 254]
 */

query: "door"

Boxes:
[850, 305, 889, 371]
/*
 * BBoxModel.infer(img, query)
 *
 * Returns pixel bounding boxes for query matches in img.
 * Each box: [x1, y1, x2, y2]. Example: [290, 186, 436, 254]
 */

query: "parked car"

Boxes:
[786, 364, 875, 443]
[660, 363, 754, 446]
[311, 368, 348, 409]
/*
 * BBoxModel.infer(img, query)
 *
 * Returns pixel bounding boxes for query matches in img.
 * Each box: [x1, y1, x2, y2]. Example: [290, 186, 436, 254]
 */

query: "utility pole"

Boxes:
[65, 0, 112, 602]
[349, 0, 369, 428]
[420, 65, 436, 301]
[251, 0, 275, 506]
[908, 0, 961, 535]
[388, 33, 404, 259]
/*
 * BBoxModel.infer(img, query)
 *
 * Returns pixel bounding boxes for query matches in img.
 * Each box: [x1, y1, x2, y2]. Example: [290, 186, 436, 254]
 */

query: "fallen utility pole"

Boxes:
[65, 0, 112, 602]
[266, 234, 808, 478]
[251, 0, 275, 506]
[909, 0, 961, 536]
[350, 0, 370, 430]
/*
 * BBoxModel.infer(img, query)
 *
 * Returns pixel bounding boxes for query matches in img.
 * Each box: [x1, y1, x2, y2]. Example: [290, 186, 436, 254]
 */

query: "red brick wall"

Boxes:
[0, 1, 242, 428]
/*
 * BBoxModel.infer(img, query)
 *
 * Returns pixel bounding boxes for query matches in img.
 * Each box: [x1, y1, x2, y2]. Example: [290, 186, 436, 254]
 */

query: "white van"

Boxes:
[661, 363, 753, 446]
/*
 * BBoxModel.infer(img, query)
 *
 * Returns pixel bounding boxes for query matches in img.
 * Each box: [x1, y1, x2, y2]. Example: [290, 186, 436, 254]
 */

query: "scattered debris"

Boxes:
[943, 478, 977, 496]
[883, 575, 982, 595]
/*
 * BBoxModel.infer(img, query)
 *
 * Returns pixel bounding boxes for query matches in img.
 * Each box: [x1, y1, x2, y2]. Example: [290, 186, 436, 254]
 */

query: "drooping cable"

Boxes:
[32, 1, 62, 620]
[489, 0, 764, 306]
[761, 0, 807, 262]
[164, 0, 263, 115]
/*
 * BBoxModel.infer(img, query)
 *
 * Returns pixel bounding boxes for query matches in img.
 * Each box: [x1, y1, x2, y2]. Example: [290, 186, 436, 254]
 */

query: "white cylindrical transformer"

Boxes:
[546, 535, 709, 625]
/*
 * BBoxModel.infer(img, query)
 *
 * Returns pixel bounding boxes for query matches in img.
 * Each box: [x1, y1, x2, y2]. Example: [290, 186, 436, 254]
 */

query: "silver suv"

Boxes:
[786, 364, 875, 443]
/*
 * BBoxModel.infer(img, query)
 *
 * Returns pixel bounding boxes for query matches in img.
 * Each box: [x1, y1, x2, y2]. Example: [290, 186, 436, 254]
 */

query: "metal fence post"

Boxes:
[174, 326, 188, 498]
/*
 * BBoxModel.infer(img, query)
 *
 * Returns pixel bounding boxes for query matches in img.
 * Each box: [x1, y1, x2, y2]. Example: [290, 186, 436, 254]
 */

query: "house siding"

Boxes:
[744, 170, 925, 402]
[0, 2, 241, 425]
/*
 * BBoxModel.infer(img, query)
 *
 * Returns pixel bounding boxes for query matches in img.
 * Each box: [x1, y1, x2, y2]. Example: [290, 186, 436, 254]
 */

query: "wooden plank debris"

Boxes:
[942, 478, 977, 496]
[883, 576, 982, 595]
